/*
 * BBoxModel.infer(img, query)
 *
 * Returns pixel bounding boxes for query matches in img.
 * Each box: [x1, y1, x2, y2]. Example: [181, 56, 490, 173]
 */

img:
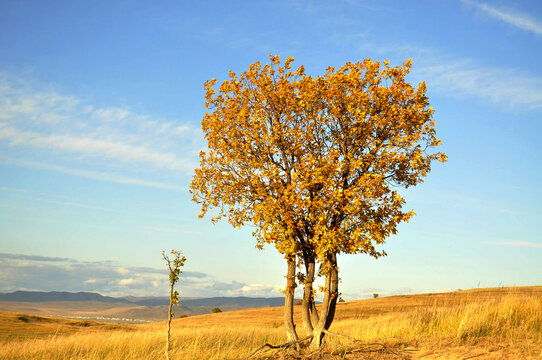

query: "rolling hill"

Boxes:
[0, 286, 541, 359]
[0, 290, 287, 322]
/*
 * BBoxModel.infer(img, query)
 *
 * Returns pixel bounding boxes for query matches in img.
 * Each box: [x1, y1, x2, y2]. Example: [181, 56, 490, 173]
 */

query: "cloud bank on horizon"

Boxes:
[0, 253, 282, 298]
[0, 252, 424, 300]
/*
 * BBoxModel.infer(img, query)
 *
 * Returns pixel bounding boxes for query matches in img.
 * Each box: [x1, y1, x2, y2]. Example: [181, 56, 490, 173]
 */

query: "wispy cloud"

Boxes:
[462, 0, 542, 36]
[435, 63, 542, 109]
[422, 57, 542, 111]
[0, 74, 81, 123]
[0, 123, 193, 172]
[2, 157, 184, 191]
[0, 73, 203, 188]
[488, 240, 542, 249]
[356, 43, 542, 110]
[0, 253, 73, 262]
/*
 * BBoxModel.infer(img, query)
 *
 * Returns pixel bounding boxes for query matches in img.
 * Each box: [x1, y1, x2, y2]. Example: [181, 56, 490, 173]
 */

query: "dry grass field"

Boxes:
[0, 286, 541, 359]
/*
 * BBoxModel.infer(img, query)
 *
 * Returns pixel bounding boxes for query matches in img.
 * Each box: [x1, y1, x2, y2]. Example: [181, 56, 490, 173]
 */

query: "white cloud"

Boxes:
[238, 284, 282, 297]
[462, 0, 542, 36]
[115, 268, 130, 275]
[183, 280, 283, 298]
[84, 279, 97, 284]
[118, 278, 137, 286]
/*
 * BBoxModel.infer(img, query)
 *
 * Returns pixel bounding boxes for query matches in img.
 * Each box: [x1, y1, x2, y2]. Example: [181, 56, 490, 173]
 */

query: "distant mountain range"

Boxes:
[0, 291, 287, 322]
[0, 290, 285, 308]
[0, 290, 128, 303]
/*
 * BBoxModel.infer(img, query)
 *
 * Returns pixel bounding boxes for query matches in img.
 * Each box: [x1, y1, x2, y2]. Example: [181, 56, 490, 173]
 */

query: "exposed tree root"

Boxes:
[323, 331, 416, 359]
[246, 336, 313, 359]
[247, 332, 418, 359]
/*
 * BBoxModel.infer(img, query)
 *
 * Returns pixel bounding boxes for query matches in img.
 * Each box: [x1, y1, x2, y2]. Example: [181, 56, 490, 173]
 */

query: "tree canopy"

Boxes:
[190, 54, 446, 348]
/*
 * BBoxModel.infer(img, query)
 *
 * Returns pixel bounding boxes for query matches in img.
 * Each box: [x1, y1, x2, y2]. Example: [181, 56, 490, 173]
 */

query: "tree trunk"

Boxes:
[310, 298, 320, 325]
[301, 258, 316, 333]
[165, 283, 174, 360]
[325, 253, 338, 330]
[284, 256, 298, 342]
[310, 253, 338, 349]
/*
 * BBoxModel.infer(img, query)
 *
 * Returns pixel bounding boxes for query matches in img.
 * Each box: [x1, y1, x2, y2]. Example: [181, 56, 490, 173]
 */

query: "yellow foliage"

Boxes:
[191, 54, 446, 262]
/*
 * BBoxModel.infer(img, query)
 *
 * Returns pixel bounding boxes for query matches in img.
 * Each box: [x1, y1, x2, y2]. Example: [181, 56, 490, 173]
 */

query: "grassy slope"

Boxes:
[0, 286, 541, 359]
[0, 298, 284, 322]
[0, 312, 133, 340]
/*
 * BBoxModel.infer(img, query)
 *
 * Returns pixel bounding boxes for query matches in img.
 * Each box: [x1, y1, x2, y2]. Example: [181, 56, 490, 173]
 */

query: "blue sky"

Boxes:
[0, 0, 541, 299]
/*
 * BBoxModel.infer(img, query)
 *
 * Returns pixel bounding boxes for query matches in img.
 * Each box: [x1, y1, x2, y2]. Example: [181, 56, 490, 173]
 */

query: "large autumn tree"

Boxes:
[190, 55, 446, 348]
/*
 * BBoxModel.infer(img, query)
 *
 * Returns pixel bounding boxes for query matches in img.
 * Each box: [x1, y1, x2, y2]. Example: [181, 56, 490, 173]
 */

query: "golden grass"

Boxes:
[1, 287, 541, 359]
[0, 321, 284, 360]
[330, 294, 542, 343]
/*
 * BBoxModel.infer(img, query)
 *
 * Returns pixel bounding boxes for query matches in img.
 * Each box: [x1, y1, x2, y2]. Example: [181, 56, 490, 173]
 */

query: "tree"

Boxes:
[190, 54, 446, 349]
[211, 307, 222, 313]
[162, 250, 186, 360]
